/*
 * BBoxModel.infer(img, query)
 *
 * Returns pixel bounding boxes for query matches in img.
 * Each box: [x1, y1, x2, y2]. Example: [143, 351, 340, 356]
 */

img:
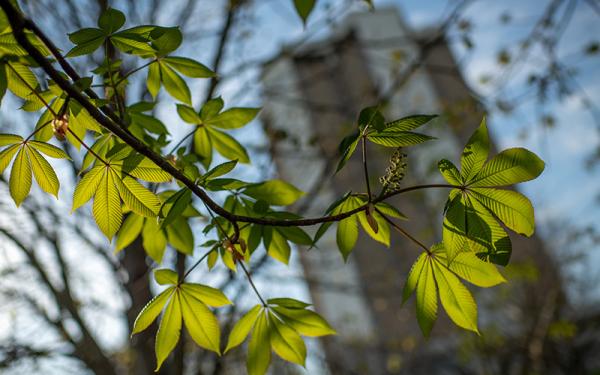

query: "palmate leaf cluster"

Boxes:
[0, 2, 546, 374]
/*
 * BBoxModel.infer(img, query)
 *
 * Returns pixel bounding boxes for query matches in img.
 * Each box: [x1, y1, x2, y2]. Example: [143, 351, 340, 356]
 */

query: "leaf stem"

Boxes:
[239, 261, 267, 307]
[361, 135, 372, 201]
[181, 248, 216, 281]
[376, 208, 431, 254]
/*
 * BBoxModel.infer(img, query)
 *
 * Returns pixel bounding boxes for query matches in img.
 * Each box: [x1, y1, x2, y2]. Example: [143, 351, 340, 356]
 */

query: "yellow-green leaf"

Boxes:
[27, 146, 59, 197]
[247, 312, 271, 375]
[9, 147, 32, 206]
[155, 291, 182, 371]
[142, 218, 167, 263]
[432, 261, 479, 333]
[73, 166, 105, 211]
[416, 256, 437, 337]
[132, 287, 175, 335]
[225, 305, 262, 353]
[402, 253, 427, 304]
[0, 134, 23, 146]
[115, 213, 144, 251]
[268, 314, 306, 366]
[272, 306, 336, 337]
[159, 63, 191, 105]
[432, 244, 506, 287]
[180, 291, 221, 353]
[180, 283, 232, 307]
[93, 169, 122, 239]
[28, 141, 69, 159]
[114, 174, 161, 217]
[243, 179, 304, 206]
[154, 269, 178, 285]
[471, 188, 535, 236]
[461, 117, 489, 183]
[0, 144, 19, 174]
[207, 127, 249, 163]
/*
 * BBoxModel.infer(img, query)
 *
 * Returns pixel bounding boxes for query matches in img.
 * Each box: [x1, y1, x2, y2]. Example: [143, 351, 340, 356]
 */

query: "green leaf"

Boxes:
[384, 114, 437, 132]
[374, 202, 407, 220]
[416, 256, 437, 337]
[163, 56, 214, 78]
[357, 205, 390, 247]
[73, 166, 104, 211]
[155, 292, 182, 371]
[267, 298, 311, 309]
[335, 198, 360, 260]
[114, 156, 172, 182]
[0, 144, 19, 174]
[268, 314, 306, 366]
[203, 160, 237, 180]
[115, 213, 144, 251]
[225, 305, 262, 353]
[206, 127, 249, 163]
[28, 141, 69, 159]
[336, 132, 359, 173]
[9, 147, 32, 206]
[6, 63, 38, 98]
[66, 36, 104, 57]
[147, 62, 161, 98]
[402, 253, 427, 304]
[154, 269, 178, 285]
[193, 126, 212, 168]
[93, 168, 122, 239]
[438, 159, 462, 185]
[142, 218, 167, 263]
[368, 131, 434, 147]
[293, 0, 316, 24]
[114, 175, 161, 217]
[276, 227, 312, 246]
[160, 188, 192, 228]
[200, 97, 225, 120]
[68, 28, 104, 44]
[27, 146, 59, 197]
[272, 306, 336, 337]
[0, 134, 23, 146]
[264, 227, 291, 264]
[469, 148, 545, 187]
[358, 106, 385, 131]
[165, 216, 194, 255]
[151, 27, 182, 55]
[247, 312, 271, 375]
[431, 243, 506, 287]
[111, 34, 155, 54]
[98, 8, 125, 34]
[180, 283, 232, 307]
[180, 291, 221, 354]
[471, 188, 535, 236]
[461, 117, 489, 182]
[432, 261, 479, 333]
[205, 107, 260, 129]
[159, 63, 191, 104]
[443, 191, 512, 265]
[176, 104, 201, 124]
[132, 287, 174, 335]
[243, 180, 304, 206]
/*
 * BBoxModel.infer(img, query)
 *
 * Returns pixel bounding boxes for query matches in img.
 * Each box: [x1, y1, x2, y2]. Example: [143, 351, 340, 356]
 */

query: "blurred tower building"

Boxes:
[261, 7, 561, 374]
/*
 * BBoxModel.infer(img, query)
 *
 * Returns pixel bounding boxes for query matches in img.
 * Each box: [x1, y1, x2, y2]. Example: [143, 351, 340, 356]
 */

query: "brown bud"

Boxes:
[52, 114, 69, 141]
[366, 204, 379, 233]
